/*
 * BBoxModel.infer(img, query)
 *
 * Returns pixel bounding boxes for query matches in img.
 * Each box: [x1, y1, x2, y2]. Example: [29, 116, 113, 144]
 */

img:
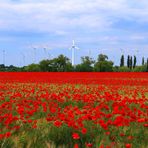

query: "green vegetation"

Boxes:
[0, 54, 148, 72]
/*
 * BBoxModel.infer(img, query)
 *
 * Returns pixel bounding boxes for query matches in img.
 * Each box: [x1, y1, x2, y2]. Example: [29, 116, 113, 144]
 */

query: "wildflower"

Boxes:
[72, 133, 80, 140]
[74, 143, 79, 148]
[81, 128, 87, 134]
[125, 143, 132, 148]
[85, 143, 93, 147]
[4, 132, 11, 138]
[144, 124, 148, 127]
[54, 120, 62, 127]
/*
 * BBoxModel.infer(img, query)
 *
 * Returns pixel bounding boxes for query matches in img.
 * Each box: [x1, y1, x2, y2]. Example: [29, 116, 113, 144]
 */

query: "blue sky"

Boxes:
[0, 0, 148, 66]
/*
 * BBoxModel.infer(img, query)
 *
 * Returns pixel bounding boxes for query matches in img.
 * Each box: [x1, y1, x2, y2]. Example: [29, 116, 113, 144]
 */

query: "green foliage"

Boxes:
[94, 54, 114, 72]
[120, 55, 124, 67]
[130, 56, 133, 69]
[39, 60, 50, 72]
[94, 55, 114, 72]
[47, 124, 73, 147]
[133, 56, 137, 69]
[127, 55, 130, 68]
[0, 53, 147, 72]
[113, 66, 119, 72]
[39, 54, 73, 72]
[118, 67, 131, 72]
[132, 65, 147, 72]
[75, 56, 94, 72]
[142, 57, 145, 66]
[146, 58, 148, 72]
[24, 64, 41, 72]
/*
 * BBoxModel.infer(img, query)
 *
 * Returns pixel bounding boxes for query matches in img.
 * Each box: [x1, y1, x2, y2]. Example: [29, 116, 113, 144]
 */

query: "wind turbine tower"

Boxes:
[43, 46, 51, 60]
[88, 49, 92, 57]
[135, 49, 139, 64]
[135, 49, 139, 55]
[33, 47, 37, 63]
[28, 44, 37, 63]
[120, 48, 124, 55]
[2, 50, 5, 65]
[98, 49, 103, 54]
[43, 47, 47, 59]
[69, 40, 79, 66]
[22, 53, 25, 66]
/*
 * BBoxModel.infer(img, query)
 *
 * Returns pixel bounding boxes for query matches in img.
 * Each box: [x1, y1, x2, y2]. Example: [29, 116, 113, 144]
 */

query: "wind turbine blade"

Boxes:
[75, 47, 79, 50]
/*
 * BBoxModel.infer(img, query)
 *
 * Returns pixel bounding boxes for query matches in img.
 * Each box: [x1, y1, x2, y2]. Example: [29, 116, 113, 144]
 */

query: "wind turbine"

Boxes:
[27, 44, 37, 63]
[98, 49, 102, 54]
[33, 47, 37, 63]
[120, 48, 124, 55]
[21, 53, 26, 66]
[43, 46, 52, 60]
[135, 49, 139, 55]
[88, 49, 92, 57]
[134, 49, 139, 65]
[69, 40, 79, 66]
[43, 47, 47, 59]
[2, 50, 5, 65]
[98, 48, 109, 54]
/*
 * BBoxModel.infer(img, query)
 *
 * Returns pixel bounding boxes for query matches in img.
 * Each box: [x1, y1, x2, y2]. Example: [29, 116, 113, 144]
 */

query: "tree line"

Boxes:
[0, 54, 148, 72]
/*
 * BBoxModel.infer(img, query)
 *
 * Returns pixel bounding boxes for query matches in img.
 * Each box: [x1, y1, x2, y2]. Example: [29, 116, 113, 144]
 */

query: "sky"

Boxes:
[0, 0, 148, 66]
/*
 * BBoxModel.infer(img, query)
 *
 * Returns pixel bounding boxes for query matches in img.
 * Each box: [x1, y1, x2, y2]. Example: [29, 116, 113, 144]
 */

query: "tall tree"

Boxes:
[120, 55, 124, 67]
[142, 57, 145, 66]
[146, 58, 148, 72]
[130, 56, 133, 69]
[133, 55, 137, 69]
[127, 55, 130, 68]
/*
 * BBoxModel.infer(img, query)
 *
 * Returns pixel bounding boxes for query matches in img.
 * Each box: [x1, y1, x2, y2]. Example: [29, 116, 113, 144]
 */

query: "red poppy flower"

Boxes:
[81, 128, 87, 134]
[72, 133, 80, 140]
[54, 120, 62, 127]
[74, 143, 79, 148]
[125, 144, 132, 148]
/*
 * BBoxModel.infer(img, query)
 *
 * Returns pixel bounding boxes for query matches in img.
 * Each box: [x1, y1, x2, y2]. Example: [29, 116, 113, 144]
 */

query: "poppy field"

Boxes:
[0, 73, 148, 148]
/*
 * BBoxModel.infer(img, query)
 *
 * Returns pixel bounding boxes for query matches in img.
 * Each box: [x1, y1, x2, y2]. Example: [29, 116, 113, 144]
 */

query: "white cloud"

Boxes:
[0, 0, 147, 34]
[0, 0, 148, 54]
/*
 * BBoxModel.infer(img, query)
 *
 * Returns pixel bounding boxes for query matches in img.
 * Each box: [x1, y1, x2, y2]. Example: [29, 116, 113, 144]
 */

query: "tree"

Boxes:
[54, 54, 72, 72]
[0, 64, 5, 71]
[75, 56, 94, 72]
[142, 57, 145, 66]
[120, 55, 124, 67]
[133, 55, 136, 69]
[113, 66, 119, 72]
[129, 56, 133, 69]
[127, 55, 130, 68]
[39, 55, 73, 72]
[94, 54, 114, 72]
[39, 60, 50, 72]
[97, 54, 108, 62]
[146, 58, 148, 72]
[132, 65, 147, 72]
[24, 64, 41, 72]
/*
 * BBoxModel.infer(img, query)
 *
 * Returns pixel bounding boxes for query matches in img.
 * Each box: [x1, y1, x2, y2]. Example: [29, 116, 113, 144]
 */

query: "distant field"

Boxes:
[0, 72, 148, 84]
[0, 73, 147, 148]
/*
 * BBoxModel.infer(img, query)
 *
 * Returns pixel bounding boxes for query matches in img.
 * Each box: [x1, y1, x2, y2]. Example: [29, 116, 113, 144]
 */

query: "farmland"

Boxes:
[0, 73, 148, 148]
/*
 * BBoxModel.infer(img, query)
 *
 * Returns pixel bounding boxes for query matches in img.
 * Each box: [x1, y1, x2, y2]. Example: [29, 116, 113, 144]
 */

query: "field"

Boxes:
[0, 73, 148, 148]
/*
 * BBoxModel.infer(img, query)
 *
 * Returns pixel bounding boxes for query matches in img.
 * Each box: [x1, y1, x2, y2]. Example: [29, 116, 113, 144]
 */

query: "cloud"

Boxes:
[1, 0, 148, 33]
[0, 0, 148, 66]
